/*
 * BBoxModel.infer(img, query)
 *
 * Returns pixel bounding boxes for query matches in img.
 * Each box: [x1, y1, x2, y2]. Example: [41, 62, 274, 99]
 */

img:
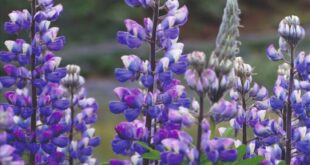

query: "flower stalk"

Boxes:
[144, 0, 160, 165]
[196, 93, 204, 162]
[30, 0, 37, 164]
[285, 45, 295, 165]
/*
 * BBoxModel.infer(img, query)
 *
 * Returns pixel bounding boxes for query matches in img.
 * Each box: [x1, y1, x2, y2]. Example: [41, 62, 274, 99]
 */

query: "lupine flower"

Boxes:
[111, 0, 191, 164]
[60, 65, 100, 164]
[209, 99, 238, 123]
[4, 10, 31, 34]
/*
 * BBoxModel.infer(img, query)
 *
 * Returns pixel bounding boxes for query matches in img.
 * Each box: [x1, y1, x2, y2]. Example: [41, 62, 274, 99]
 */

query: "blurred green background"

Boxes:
[1, 0, 310, 163]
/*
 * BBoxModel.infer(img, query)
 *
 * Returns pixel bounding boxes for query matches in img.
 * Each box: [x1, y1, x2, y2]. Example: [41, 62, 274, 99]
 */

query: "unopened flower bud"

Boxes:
[277, 63, 290, 76]
[278, 15, 305, 45]
[66, 64, 80, 75]
[234, 57, 253, 78]
[208, 52, 219, 68]
[187, 51, 206, 71]
[61, 64, 85, 91]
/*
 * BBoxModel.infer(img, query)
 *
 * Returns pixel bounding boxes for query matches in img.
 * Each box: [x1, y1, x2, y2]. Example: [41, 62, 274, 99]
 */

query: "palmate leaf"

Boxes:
[136, 141, 161, 161]
[278, 161, 286, 165]
[222, 127, 235, 137]
[232, 156, 264, 165]
[236, 145, 247, 160]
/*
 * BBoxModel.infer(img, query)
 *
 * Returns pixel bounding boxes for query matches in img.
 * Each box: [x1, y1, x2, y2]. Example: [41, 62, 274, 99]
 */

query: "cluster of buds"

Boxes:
[61, 64, 85, 93]
[278, 15, 305, 46]
[234, 57, 253, 80]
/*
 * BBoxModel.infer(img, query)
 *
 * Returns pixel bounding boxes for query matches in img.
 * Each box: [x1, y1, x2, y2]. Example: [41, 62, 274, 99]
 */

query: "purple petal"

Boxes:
[266, 44, 283, 61]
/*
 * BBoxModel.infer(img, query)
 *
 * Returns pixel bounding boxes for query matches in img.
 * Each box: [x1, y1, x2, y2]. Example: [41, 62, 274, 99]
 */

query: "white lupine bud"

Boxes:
[62, 64, 84, 92]
[191, 99, 200, 112]
[277, 63, 290, 76]
[187, 51, 206, 67]
[278, 15, 305, 45]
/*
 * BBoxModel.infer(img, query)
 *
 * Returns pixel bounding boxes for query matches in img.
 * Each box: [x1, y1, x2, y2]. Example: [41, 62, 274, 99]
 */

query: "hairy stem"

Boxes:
[30, 0, 37, 164]
[197, 93, 204, 162]
[144, 1, 160, 165]
[285, 45, 295, 165]
[241, 81, 247, 145]
[69, 88, 74, 165]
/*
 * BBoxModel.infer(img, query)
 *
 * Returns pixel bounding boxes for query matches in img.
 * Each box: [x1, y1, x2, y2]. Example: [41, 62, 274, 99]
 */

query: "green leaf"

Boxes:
[236, 145, 247, 160]
[233, 156, 264, 165]
[101, 163, 110, 165]
[278, 161, 286, 165]
[136, 141, 154, 151]
[222, 127, 235, 137]
[141, 151, 161, 160]
[136, 141, 161, 161]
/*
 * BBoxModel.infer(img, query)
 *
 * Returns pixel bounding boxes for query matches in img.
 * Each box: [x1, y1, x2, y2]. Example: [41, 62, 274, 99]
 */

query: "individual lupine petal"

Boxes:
[109, 101, 128, 114]
[124, 19, 146, 40]
[206, 150, 219, 163]
[210, 100, 238, 123]
[5, 40, 23, 54]
[161, 152, 184, 165]
[124, 94, 143, 108]
[174, 6, 189, 26]
[47, 111, 63, 125]
[46, 67, 67, 82]
[38, 0, 54, 9]
[170, 59, 188, 75]
[141, 74, 153, 88]
[0, 106, 14, 129]
[115, 68, 134, 82]
[255, 86, 268, 101]
[124, 108, 140, 121]
[144, 18, 153, 35]
[0, 76, 16, 88]
[266, 44, 283, 61]
[0, 51, 16, 63]
[164, 27, 179, 39]
[219, 149, 237, 162]
[113, 87, 130, 100]
[53, 99, 70, 110]
[45, 4, 64, 21]
[121, 55, 141, 72]
[38, 130, 53, 143]
[112, 137, 132, 155]
[47, 36, 65, 51]
[161, 16, 176, 30]
[52, 136, 69, 147]
[0, 144, 15, 159]
[165, 0, 179, 11]
[302, 92, 310, 110]
[253, 123, 273, 137]
[50, 124, 67, 137]
[115, 122, 134, 139]
[88, 137, 101, 147]
[4, 22, 20, 34]
[296, 139, 310, 154]
[147, 106, 160, 119]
